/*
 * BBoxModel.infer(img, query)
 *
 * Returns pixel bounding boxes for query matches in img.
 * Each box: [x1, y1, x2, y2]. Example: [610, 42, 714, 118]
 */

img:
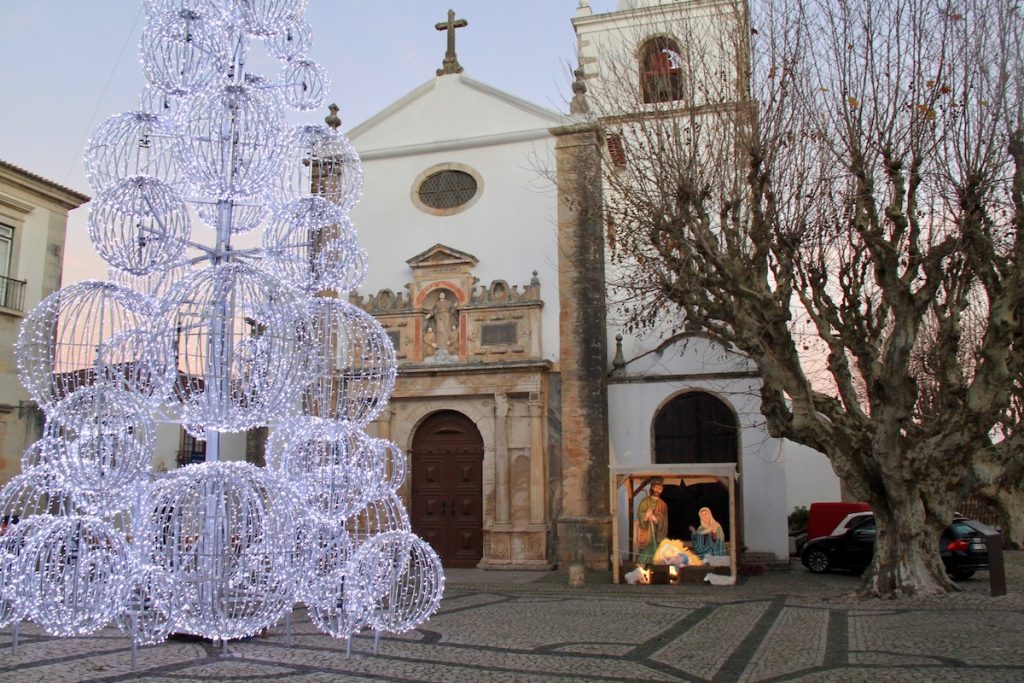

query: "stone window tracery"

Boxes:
[418, 170, 477, 210]
[410, 163, 484, 216]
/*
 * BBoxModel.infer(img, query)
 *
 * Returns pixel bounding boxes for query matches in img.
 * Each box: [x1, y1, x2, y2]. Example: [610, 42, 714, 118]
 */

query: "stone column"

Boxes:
[377, 405, 394, 441]
[528, 398, 546, 525]
[551, 122, 611, 571]
[493, 393, 511, 525]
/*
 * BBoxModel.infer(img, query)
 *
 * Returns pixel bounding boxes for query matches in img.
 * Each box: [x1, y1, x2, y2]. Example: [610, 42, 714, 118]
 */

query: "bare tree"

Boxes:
[587, 0, 1023, 596]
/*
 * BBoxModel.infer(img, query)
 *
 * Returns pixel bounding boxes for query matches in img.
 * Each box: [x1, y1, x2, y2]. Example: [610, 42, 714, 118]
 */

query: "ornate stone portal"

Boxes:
[351, 244, 553, 569]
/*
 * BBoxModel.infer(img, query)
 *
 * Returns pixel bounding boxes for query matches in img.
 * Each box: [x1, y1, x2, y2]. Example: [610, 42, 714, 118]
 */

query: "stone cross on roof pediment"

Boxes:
[406, 244, 479, 270]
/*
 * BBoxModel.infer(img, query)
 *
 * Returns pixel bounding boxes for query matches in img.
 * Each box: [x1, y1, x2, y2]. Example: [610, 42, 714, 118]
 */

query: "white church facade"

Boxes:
[340, 0, 841, 571]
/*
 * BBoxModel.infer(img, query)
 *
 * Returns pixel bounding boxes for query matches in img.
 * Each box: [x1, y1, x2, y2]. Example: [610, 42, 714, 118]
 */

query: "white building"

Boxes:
[339, 0, 841, 570]
[0, 160, 89, 485]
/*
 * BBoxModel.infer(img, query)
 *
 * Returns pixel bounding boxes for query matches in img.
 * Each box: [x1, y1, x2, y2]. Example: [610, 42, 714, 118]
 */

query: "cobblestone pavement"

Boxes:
[0, 554, 1021, 682]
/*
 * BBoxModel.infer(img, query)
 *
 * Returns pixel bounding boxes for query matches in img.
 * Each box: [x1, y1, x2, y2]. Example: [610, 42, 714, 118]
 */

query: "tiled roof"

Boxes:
[0, 159, 90, 204]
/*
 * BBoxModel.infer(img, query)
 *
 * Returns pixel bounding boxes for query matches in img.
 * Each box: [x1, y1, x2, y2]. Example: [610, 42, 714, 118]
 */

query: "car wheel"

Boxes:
[949, 568, 975, 581]
[805, 549, 830, 573]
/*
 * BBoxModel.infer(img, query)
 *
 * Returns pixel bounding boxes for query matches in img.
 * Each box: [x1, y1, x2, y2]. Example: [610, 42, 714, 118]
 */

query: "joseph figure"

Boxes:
[635, 478, 668, 565]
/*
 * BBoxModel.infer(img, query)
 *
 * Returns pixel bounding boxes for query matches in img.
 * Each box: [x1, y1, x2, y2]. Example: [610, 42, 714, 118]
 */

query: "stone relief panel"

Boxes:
[350, 245, 544, 365]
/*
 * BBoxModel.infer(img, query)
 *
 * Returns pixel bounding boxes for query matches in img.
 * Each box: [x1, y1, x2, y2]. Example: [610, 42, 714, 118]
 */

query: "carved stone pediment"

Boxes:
[406, 244, 478, 270]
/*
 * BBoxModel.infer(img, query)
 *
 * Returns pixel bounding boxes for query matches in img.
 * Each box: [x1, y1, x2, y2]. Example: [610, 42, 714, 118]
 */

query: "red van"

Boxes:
[806, 502, 872, 542]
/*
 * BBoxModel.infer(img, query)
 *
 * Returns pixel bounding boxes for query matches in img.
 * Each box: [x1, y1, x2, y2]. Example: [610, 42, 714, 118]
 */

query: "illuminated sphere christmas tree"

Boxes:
[3, 0, 443, 654]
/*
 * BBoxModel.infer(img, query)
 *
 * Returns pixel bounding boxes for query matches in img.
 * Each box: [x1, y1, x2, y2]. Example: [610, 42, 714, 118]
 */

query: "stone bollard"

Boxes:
[568, 562, 586, 587]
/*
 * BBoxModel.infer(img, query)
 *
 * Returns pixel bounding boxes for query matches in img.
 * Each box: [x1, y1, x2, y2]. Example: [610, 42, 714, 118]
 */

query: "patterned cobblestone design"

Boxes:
[0, 557, 1021, 682]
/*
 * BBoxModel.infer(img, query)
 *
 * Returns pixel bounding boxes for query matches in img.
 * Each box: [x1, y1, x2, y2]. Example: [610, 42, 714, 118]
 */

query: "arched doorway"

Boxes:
[410, 410, 484, 568]
[652, 391, 739, 542]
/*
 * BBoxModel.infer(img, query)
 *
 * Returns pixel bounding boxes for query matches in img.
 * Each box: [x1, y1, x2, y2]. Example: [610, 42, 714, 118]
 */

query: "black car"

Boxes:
[801, 515, 992, 581]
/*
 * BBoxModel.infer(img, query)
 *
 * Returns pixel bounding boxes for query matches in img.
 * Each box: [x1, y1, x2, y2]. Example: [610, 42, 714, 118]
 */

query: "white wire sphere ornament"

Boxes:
[303, 298, 397, 426]
[306, 566, 373, 640]
[88, 176, 191, 275]
[237, 0, 307, 37]
[174, 82, 285, 199]
[362, 533, 445, 635]
[96, 326, 177, 407]
[115, 565, 180, 646]
[280, 59, 329, 112]
[141, 462, 301, 640]
[265, 19, 312, 60]
[0, 467, 135, 535]
[194, 197, 268, 235]
[44, 386, 155, 511]
[162, 261, 313, 432]
[0, 469, 74, 523]
[265, 417, 379, 523]
[294, 521, 352, 604]
[366, 438, 408, 495]
[84, 112, 180, 192]
[17, 280, 168, 408]
[0, 519, 35, 629]
[141, 9, 228, 97]
[19, 436, 58, 472]
[262, 197, 357, 293]
[19, 515, 131, 637]
[320, 240, 368, 294]
[0, 515, 55, 629]
[139, 84, 184, 119]
[346, 492, 411, 547]
[277, 124, 363, 212]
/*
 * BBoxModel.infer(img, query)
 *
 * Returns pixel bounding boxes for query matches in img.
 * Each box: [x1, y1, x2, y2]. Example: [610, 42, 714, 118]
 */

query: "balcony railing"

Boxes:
[0, 275, 26, 312]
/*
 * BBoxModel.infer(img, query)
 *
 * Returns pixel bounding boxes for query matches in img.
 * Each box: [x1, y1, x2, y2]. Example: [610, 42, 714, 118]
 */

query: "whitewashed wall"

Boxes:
[348, 74, 565, 363]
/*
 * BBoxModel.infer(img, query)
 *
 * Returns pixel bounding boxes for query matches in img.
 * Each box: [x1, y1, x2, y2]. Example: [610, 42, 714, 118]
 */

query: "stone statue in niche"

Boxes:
[424, 290, 458, 362]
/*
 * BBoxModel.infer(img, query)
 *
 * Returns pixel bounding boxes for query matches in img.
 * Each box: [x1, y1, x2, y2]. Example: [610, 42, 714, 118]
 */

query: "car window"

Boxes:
[851, 519, 876, 539]
[852, 518, 875, 532]
[949, 520, 980, 537]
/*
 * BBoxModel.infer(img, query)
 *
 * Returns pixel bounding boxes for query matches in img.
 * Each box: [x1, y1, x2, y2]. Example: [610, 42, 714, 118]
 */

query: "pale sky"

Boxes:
[0, 1, 618, 285]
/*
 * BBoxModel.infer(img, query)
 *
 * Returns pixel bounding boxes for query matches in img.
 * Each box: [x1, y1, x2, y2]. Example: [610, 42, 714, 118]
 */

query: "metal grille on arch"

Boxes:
[3, 0, 443, 659]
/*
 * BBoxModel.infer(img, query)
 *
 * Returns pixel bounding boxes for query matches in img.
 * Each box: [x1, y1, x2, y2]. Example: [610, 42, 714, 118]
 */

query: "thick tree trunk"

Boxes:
[862, 497, 954, 597]
[990, 493, 1024, 549]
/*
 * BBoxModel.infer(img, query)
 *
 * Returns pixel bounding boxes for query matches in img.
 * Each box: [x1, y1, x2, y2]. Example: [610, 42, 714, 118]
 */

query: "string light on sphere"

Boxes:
[16, 280, 165, 408]
[108, 261, 192, 303]
[297, 217, 369, 293]
[265, 416, 378, 523]
[88, 175, 191, 275]
[141, 9, 227, 97]
[140, 462, 301, 640]
[303, 297, 396, 427]
[19, 515, 132, 637]
[361, 532, 445, 635]
[265, 19, 312, 60]
[44, 385, 156, 506]
[161, 261, 312, 432]
[174, 82, 284, 199]
[84, 112, 180, 193]
[277, 124, 363, 212]
[237, 0, 307, 38]
[280, 59, 330, 112]
[115, 565, 180, 646]
[262, 197, 357, 293]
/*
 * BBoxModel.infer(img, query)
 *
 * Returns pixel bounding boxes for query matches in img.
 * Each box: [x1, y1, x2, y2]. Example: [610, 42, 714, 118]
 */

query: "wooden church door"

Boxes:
[410, 411, 484, 568]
